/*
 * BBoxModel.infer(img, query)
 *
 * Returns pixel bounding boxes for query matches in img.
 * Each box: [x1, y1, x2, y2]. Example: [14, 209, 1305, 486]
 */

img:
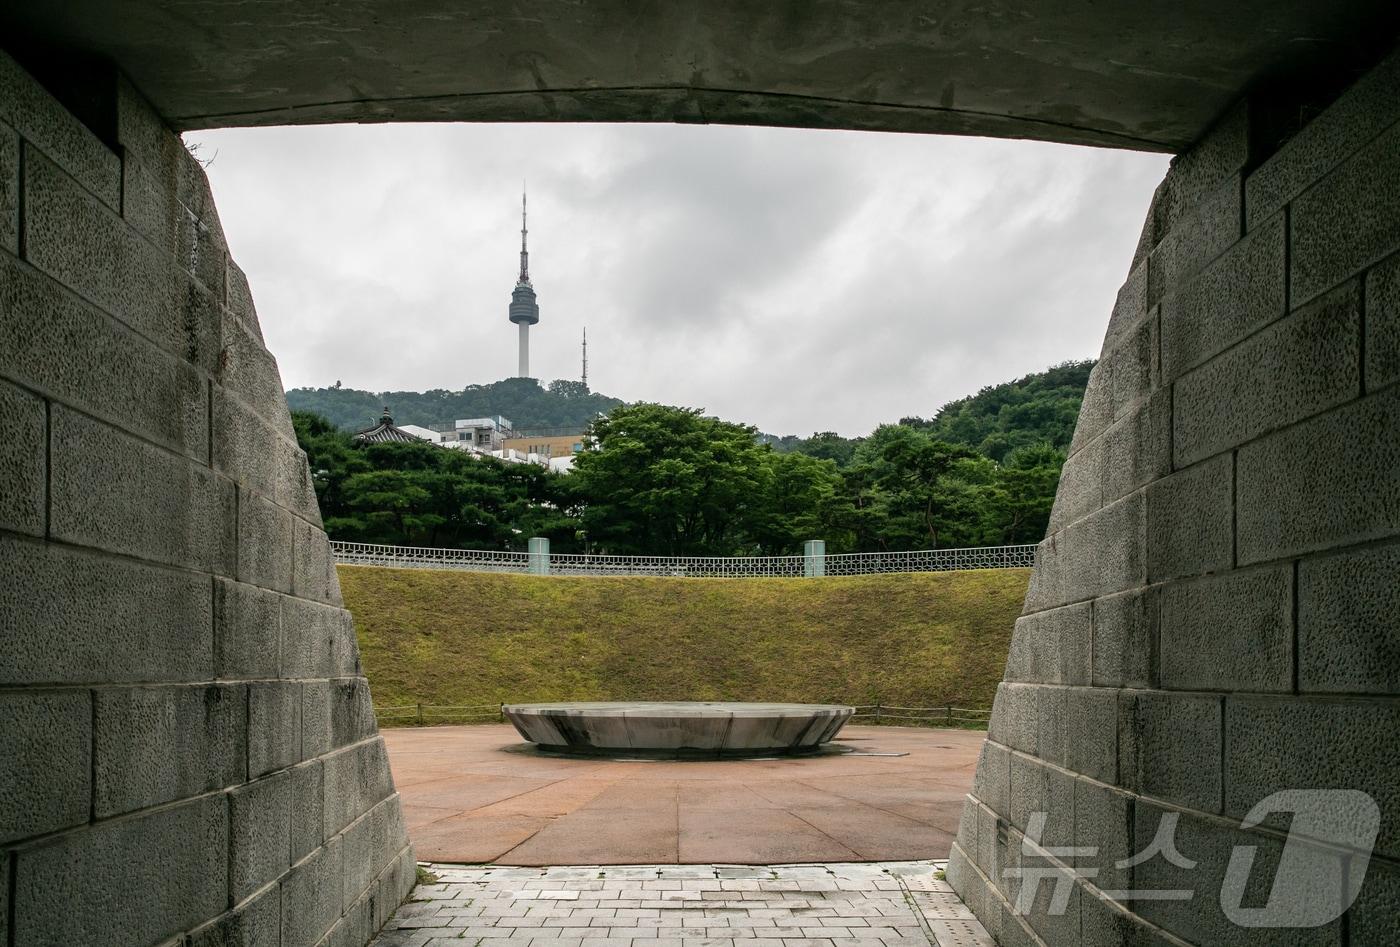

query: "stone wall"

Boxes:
[948, 42, 1400, 946]
[0, 51, 413, 947]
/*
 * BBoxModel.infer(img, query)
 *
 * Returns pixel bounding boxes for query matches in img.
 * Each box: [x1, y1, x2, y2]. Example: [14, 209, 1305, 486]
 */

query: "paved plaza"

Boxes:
[370, 862, 993, 947]
[384, 725, 984, 865]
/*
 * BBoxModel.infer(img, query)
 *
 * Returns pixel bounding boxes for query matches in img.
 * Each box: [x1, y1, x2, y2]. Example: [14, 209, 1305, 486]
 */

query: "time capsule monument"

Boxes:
[504, 701, 854, 756]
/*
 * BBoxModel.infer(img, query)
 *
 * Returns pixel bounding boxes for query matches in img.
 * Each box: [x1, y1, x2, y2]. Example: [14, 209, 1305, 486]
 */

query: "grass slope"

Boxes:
[341, 566, 1029, 719]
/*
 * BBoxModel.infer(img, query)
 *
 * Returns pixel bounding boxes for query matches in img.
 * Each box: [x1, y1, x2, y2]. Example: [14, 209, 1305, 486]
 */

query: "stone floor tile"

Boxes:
[716, 868, 770, 879]
[658, 867, 720, 879]
[372, 933, 430, 947]
[374, 861, 996, 947]
[925, 919, 994, 946]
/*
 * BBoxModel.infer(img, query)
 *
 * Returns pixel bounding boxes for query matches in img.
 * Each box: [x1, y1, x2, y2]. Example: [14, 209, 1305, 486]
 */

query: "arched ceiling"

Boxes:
[3, 0, 1396, 152]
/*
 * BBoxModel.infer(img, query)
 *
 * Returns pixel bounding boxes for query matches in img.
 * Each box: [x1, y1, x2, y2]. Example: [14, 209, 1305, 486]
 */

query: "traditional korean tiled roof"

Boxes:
[355, 408, 423, 444]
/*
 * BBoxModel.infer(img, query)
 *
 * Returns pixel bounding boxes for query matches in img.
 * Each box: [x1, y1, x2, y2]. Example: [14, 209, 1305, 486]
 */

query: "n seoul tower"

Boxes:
[508, 187, 540, 377]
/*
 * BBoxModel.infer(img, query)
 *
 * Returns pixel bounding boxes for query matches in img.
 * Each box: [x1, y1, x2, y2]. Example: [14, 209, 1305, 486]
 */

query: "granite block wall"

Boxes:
[0, 50, 413, 947]
[950, 40, 1400, 946]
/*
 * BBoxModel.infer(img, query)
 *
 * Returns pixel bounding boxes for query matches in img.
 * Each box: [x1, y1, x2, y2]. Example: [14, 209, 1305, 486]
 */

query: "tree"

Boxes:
[291, 410, 574, 549]
[845, 425, 991, 549]
[903, 359, 1094, 460]
[982, 444, 1063, 544]
[289, 356, 1090, 555]
[547, 379, 591, 399]
[569, 403, 774, 555]
[748, 451, 849, 554]
[775, 430, 862, 467]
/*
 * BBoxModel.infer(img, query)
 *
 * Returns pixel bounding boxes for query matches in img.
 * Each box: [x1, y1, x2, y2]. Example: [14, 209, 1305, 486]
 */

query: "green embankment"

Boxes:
[340, 567, 1029, 721]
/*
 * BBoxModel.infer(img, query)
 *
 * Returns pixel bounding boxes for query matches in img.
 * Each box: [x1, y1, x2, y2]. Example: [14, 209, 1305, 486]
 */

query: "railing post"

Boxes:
[416, 702, 424, 727]
[802, 539, 826, 578]
[528, 536, 551, 575]
[875, 701, 882, 725]
[946, 706, 953, 727]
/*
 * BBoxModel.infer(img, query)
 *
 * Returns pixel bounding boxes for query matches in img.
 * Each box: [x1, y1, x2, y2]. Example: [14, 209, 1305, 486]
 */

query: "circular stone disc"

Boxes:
[503, 701, 854, 756]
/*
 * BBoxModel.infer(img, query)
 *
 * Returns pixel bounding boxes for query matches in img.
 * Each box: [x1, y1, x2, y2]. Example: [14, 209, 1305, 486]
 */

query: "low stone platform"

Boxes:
[383, 724, 983, 865]
[370, 861, 993, 947]
[503, 702, 854, 756]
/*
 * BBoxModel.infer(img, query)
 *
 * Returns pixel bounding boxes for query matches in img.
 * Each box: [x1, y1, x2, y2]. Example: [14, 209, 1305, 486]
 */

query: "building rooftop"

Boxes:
[355, 408, 428, 444]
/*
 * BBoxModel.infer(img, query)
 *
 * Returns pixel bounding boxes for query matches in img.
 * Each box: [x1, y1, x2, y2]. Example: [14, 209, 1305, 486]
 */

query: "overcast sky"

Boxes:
[186, 122, 1168, 437]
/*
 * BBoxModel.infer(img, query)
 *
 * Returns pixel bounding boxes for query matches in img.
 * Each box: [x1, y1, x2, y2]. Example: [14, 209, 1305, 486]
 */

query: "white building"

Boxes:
[433, 415, 513, 451]
[396, 424, 439, 443]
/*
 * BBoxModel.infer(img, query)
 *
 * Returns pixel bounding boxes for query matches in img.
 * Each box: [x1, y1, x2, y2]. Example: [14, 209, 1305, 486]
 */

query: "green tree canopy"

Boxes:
[290, 357, 1088, 555]
[569, 404, 773, 555]
[292, 410, 573, 550]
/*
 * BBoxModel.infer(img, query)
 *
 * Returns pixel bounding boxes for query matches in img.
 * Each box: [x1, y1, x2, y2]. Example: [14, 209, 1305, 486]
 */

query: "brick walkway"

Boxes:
[385, 725, 984, 865]
[370, 862, 993, 947]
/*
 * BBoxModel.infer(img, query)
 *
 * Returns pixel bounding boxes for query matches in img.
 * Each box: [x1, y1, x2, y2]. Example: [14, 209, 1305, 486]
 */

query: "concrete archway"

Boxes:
[2, 4, 1398, 944]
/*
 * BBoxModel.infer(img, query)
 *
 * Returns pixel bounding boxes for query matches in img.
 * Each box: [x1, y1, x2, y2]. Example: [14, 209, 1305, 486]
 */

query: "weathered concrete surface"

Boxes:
[951, 40, 1400, 945]
[0, 50, 411, 947]
[2, 1, 1397, 150]
[385, 723, 981, 865]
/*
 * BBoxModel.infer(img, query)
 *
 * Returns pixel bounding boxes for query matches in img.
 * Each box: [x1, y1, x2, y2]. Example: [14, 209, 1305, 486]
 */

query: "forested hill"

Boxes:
[769, 359, 1096, 464]
[285, 378, 623, 432]
[902, 359, 1095, 460]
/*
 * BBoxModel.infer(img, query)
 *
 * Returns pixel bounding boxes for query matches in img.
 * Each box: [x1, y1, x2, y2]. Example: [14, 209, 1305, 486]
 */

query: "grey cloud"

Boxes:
[187, 121, 1167, 436]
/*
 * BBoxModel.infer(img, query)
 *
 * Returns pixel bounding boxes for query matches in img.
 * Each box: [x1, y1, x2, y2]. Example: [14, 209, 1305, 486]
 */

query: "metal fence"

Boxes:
[373, 704, 505, 726]
[332, 540, 1036, 578]
[850, 703, 993, 728]
[825, 546, 1036, 575]
[374, 703, 992, 729]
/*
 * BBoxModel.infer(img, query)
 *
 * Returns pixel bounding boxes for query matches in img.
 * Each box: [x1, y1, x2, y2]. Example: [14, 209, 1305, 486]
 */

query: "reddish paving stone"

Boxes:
[401, 802, 461, 831]
[786, 805, 956, 861]
[678, 807, 860, 864]
[381, 724, 983, 865]
[470, 777, 620, 817]
[885, 800, 968, 835]
[506, 804, 681, 865]
[413, 813, 552, 863]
